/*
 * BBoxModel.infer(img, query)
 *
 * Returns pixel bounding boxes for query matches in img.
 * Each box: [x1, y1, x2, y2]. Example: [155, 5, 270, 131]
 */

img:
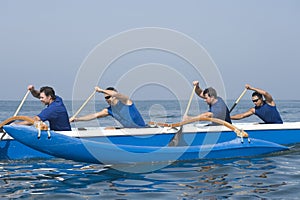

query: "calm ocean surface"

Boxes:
[1, 100, 300, 199]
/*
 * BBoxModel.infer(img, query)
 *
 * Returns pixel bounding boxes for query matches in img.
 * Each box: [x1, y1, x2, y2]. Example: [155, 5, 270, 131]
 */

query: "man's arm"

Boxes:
[70, 109, 109, 122]
[246, 84, 275, 106]
[95, 86, 132, 105]
[183, 112, 213, 121]
[193, 81, 204, 99]
[231, 108, 255, 120]
[28, 85, 40, 99]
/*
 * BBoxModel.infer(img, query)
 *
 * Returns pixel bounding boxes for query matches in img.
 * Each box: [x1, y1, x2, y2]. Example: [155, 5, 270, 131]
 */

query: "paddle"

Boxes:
[168, 86, 196, 146]
[70, 90, 97, 121]
[229, 88, 247, 113]
[0, 90, 31, 135]
[184, 85, 196, 116]
[13, 90, 31, 117]
[149, 117, 248, 138]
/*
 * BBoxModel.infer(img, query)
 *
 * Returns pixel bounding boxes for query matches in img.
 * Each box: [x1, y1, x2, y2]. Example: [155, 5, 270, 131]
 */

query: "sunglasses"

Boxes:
[104, 96, 111, 100]
[252, 98, 259, 103]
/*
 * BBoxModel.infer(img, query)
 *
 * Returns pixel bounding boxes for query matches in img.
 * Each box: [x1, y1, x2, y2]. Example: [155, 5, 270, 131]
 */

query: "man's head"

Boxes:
[104, 87, 117, 104]
[39, 86, 56, 105]
[203, 87, 217, 105]
[251, 91, 263, 106]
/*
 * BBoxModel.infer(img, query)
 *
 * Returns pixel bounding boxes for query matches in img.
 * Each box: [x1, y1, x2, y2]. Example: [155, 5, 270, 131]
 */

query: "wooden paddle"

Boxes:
[70, 90, 97, 121]
[0, 90, 31, 135]
[229, 88, 247, 113]
[184, 85, 196, 116]
[168, 86, 196, 146]
[13, 90, 31, 117]
[149, 117, 248, 138]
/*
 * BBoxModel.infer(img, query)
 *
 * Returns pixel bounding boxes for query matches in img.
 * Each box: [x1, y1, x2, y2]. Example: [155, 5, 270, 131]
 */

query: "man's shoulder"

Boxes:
[53, 96, 66, 104]
[217, 96, 225, 101]
[215, 97, 226, 105]
[55, 95, 63, 101]
[50, 96, 66, 108]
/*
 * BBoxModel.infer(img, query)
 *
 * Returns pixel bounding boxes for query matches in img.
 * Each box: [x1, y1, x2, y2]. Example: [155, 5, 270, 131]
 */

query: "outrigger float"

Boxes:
[1, 116, 295, 164]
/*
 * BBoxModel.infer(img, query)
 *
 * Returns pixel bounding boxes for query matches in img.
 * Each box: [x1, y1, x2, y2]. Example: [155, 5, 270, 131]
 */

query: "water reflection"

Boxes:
[1, 100, 300, 199]
[0, 154, 298, 199]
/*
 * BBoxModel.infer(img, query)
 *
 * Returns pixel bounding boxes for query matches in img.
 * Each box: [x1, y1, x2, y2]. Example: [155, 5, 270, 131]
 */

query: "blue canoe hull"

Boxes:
[3, 125, 289, 164]
[0, 139, 52, 160]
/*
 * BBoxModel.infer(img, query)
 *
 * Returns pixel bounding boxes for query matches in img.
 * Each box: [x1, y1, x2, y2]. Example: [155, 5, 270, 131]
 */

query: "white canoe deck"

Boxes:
[2, 122, 300, 140]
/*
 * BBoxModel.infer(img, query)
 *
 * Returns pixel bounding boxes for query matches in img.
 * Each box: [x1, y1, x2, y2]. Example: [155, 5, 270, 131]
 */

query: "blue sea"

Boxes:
[1, 100, 300, 199]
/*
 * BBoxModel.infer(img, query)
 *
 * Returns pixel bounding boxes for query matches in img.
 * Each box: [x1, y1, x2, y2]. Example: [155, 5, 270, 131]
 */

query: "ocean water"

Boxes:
[0, 100, 300, 199]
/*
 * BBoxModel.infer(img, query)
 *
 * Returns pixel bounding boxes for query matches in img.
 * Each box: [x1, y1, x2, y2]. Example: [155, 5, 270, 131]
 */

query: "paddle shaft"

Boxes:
[71, 90, 97, 119]
[168, 86, 196, 146]
[0, 90, 30, 134]
[184, 85, 196, 116]
[229, 88, 247, 113]
[13, 90, 30, 116]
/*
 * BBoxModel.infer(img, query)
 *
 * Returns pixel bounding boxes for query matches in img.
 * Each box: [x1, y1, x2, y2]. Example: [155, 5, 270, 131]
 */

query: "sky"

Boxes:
[1, 0, 299, 101]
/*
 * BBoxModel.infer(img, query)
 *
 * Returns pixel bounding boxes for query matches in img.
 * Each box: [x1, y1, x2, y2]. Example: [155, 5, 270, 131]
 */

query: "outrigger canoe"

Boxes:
[1, 116, 293, 164]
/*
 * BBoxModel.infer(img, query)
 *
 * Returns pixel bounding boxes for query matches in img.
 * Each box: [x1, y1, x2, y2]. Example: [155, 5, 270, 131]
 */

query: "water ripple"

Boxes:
[1, 100, 300, 199]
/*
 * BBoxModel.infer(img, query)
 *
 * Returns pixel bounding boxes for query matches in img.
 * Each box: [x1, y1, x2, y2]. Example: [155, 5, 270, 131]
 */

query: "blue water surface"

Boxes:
[0, 100, 300, 199]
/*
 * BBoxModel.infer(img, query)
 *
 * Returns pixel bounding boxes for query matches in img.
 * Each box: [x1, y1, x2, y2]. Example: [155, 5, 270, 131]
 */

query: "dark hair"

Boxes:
[106, 87, 117, 92]
[252, 91, 262, 99]
[40, 86, 56, 100]
[203, 87, 217, 98]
